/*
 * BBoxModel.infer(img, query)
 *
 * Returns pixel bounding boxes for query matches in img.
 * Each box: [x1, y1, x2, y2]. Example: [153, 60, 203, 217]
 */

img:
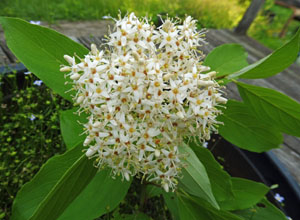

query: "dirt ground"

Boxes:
[0, 20, 113, 40]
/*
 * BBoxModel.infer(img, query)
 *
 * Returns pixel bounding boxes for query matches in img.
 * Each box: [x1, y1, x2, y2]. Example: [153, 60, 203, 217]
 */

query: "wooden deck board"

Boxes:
[0, 42, 10, 66]
[0, 39, 17, 64]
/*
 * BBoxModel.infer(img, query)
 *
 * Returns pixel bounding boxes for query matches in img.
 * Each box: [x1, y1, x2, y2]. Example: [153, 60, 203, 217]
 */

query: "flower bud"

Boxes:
[70, 73, 81, 80]
[64, 55, 74, 65]
[216, 97, 227, 104]
[91, 44, 98, 55]
[163, 183, 169, 192]
[124, 172, 130, 181]
[84, 137, 93, 146]
[198, 80, 215, 87]
[76, 95, 84, 104]
[60, 66, 71, 72]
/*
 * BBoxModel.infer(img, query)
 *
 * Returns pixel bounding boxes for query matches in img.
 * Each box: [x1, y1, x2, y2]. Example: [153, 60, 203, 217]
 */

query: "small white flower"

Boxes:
[30, 20, 41, 25]
[24, 71, 31, 75]
[274, 193, 285, 203]
[102, 15, 112, 20]
[29, 114, 36, 121]
[33, 80, 43, 86]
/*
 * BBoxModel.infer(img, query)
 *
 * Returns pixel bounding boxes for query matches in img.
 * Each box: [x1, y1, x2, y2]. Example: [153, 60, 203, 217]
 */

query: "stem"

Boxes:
[215, 75, 227, 80]
[231, 78, 239, 84]
[139, 181, 147, 211]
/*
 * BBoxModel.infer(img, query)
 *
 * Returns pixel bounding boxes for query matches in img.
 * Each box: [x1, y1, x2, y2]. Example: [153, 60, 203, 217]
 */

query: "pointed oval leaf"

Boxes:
[229, 29, 300, 79]
[59, 170, 131, 220]
[12, 145, 131, 220]
[237, 82, 300, 137]
[29, 148, 97, 220]
[219, 178, 269, 211]
[233, 198, 287, 220]
[179, 144, 219, 209]
[0, 17, 89, 101]
[12, 145, 92, 220]
[162, 192, 180, 220]
[188, 141, 234, 202]
[218, 100, 283, 152]
[204, 44, 248, 77]
[176, 194, 242, 220]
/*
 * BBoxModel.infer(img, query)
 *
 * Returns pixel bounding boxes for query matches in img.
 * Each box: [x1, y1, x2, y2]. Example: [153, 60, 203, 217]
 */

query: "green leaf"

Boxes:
[163, 192, 180, 220]
[176, 194, 242, 220]
[0, 17, 89, 101]
[60, 108, 87, 149]
[233, 198, 287, 220]
[29, 150, 96, 220]
[146, 185, 163, 198]
[204, 44, 248, 77]
[228, 28, 300, 79]
[12, 145, 130, 220]
[219, 178, 269, 211]
[218, 100, 283, 152]
[11, 145, 94, 219]
[59, 170, 131, 220]
[179, 144, 219, 209]
[188, 141, 234, 202]
[114, 213, 152, 220]
[237, 82, 300, 137]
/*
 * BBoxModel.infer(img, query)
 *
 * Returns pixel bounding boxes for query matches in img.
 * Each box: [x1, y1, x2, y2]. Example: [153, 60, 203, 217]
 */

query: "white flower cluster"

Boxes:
[61, 13, 227, 192]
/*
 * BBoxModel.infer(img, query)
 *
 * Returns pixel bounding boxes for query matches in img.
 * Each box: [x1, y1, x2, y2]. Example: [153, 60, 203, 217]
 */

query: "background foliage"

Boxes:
[0, 73, 70, 218]
[0, 0, 299, 49]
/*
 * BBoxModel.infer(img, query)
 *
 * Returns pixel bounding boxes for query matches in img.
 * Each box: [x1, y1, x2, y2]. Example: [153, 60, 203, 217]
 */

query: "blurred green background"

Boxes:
[0, 0, 299, 49]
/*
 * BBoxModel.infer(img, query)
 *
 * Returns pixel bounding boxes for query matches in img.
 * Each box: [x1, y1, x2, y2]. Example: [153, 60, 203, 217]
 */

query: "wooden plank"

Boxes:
[68, 36, 80, 43]
[224, 29, 273, 56]
[77, 36, 91, 49]
[0, 39, 17, 63]
[272, 145, 300, 183]
[0, 44, 10, 66]
[234, 0, 265, 35]
[215, 29, 267, 59]
[77, 36, 106, 51]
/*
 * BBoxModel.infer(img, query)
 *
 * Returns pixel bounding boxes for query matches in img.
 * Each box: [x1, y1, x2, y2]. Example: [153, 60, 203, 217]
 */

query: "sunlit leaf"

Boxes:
[0, 17, 89, 101]
[204, 44, 248, 77]
[237, 82, 300, 137]
[218, 100, 283, 152]
[228, 29, 300, 79]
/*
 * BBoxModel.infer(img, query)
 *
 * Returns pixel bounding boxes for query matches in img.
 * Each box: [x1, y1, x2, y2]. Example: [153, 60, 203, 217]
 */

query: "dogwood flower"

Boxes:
[61, 13, 227, 192]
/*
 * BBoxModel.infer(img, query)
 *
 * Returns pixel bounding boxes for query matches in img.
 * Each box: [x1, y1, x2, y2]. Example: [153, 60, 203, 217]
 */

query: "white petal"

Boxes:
[64, 55, 74, 65]
[216, 97, 227, 104]
[163, 183, 169, 192]
[148, 128, 160, 137]
[155, 149, 160, 157]
[124, 172, 130, 181]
